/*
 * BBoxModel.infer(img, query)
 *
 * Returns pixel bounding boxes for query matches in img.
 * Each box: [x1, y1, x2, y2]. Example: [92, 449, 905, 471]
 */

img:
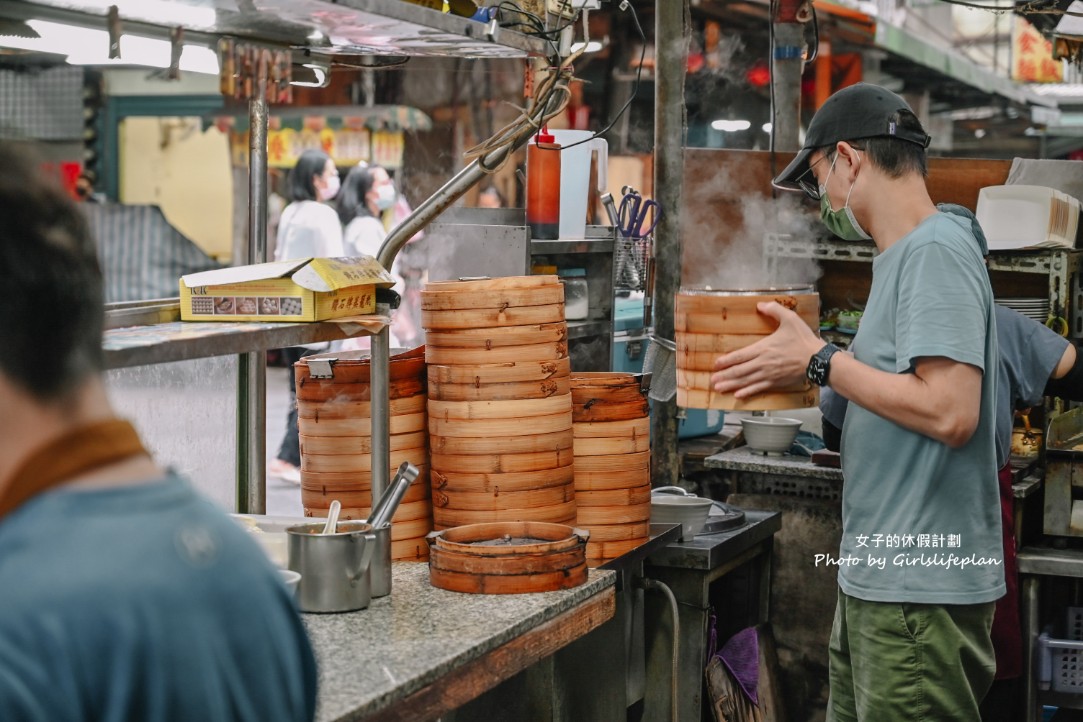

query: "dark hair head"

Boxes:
[287, 149, 332, 202]
[0, 142, 105, 401]
[336, 164, 383, 225]
[818, 110, 928, 180]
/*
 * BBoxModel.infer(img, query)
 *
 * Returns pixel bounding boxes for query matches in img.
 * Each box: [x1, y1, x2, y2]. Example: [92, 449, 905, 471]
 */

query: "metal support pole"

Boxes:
[771, 22, 804, 152]
[651, 0, 689, 488]
[237, 79, 269, 514]
[370, 323, 392, 505]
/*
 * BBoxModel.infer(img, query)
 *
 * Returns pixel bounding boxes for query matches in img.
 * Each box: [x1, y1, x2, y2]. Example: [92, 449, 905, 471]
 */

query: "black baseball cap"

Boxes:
[772, 83, 932, 193]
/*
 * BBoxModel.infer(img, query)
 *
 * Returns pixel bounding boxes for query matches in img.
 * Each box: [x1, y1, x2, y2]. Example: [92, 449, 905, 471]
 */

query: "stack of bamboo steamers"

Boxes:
[570, 373, 651, 562]
[421, 276, 578, 530]
[295, 347, 433, 560]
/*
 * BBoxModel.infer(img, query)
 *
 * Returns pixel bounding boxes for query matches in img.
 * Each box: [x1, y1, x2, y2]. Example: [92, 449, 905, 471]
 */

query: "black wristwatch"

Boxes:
[806, 343, 841, 387]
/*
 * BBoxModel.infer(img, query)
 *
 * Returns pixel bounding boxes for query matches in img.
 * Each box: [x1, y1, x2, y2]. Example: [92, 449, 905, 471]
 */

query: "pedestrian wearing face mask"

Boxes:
[712, 83, 1002, 721]
[268, 149, 345, 485]
[337, 163, 407, 347]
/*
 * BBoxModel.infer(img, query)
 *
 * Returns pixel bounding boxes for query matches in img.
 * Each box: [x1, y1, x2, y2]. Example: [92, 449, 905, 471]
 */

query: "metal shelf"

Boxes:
[9, 0, 550, 58]
[531, 239, 616, 255]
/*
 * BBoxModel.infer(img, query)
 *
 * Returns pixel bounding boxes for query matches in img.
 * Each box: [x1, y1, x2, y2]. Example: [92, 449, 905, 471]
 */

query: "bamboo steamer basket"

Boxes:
[432, 482, 575, 511]
[300, 465, 431, 490]
[572, 451, 650, 472]
[428, 358, 570, 385]
[426, 521, 588, 594]
[298, 412, 427, 437]
[426, 322, 567, 349]
[572, 417, 650, 438]
[428, 412, 571, 438]
[300, 447, 429, 473]
[573, 435, 651, 456]
[296, 346, 426, 385]
[432, 498, 577, 527]
[580, 520, 650, 542]
[573, 468, 651, 491]
[420, 283, 564, 310]
[301, 475, 431, 506]
[431, 465, 575, 493]
[570, 372, 650, 404]
[426, 341, 567, 366]
[392, 538, 429, 561]
[430, 430, 573, 455]
[300, 430, 428, 456]
[574, 484, 651, 507]
[428, 376, 571, 402]
[675, 285, 821, 411]
[429, 394, 571, 421]
[576, 503, 651, 526]
[297, 377, 425, 403]
[423, 303, 565, 330]
[572, 398, 650, 423]
[296, 395, 426, 422]
[586, 538, 645, 560]
[430, 448, 574, 473]
[423, 275, 559, 294]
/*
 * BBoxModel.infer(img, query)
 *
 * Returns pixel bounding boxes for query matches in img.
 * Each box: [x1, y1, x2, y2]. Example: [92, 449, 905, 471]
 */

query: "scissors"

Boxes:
[618, 188, 662, 239]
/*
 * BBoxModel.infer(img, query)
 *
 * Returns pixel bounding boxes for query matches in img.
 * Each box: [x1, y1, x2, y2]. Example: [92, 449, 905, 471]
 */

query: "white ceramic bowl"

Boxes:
[279, 569, 302, 596]
[650, 495, 714, 540]
[741, 416, 802, 453]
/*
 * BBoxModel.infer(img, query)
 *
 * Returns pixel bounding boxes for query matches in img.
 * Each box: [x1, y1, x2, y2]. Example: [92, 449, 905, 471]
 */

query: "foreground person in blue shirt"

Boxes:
[713, 84, 1002, 720]
[0, 142, 317, 722]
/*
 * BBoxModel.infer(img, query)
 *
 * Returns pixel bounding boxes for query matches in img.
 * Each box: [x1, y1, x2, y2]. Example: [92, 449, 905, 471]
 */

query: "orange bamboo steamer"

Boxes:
[676, 332, 761, 355]
[297, 394, 426, 422]
[433, 521, 586, 555]
[423, 275, 560, 293]
[578, 521, 651, 542]
[676, 386, 819, 412]
[677, 369, 812, 393]
[430, 547, 584, 576]
[576, 503, 651, 526]
[301, 503, 432, 531]
[571, 398, 650, 423]
[430, 448, 573, 473]
[432, 482, 575, 511]
[573, 435, 651, 456]
[297, 376, 425, 403]
[300, 429, 428, 456]
[429, 429, 572, 455]
[301, 478, 430, 506]
[573, 468, 651, 491]
[298, 412, 427, 437]
[574, 484, 651, 507]
[301, 447, 429, 473]
[425, 322, 567, 349]
[422, 303, 565, 330]
[432, 499, 577, 527]
[392, 538, 429, 561]
[428, 358, 570, 385]
[570, 372, 649, 404]
[674, 287, 819, 335]
[572, 417, 650, 439]
[586, 538, 644, 560]
[428, 394, 571, 421]
[420, 284, 564, 311]
[300, 466, 430, 490]
[428, 564, 587, 594]
[677, 349, 743, 371]
[428, 411, 571, 438]
[430, 465, 574, 493]
[426, 341, 568, 366]
[572, 451, 650, 472]
[428, 376, 571, 402]
[295, 346, 426, 385]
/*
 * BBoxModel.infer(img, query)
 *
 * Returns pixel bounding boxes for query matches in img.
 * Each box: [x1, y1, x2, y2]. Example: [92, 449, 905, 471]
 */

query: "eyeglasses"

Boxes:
[795, 145, 865, 201]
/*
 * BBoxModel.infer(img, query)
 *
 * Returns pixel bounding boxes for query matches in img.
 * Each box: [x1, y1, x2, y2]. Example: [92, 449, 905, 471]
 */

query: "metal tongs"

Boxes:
[367, 461, 420, 529]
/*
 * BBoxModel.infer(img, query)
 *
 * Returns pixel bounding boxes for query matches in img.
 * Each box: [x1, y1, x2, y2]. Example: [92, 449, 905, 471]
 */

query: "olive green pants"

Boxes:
[827, 589, 996, 722]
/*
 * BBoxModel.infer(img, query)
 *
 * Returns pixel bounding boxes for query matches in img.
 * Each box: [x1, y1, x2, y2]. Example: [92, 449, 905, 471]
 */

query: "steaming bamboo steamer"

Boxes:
[428, 358, 570, 385]
[428, 376, 571, 402]
[676, 332, 761, 355]
[573, 468, 651, 491]
[297, 377, 425, 403]
[300, 430, 428, 456]
[428, 394, 571, 421]
[298, 412, 427, 437]
[572, 417, 650, 438]
[300, 448, 429, 473]
[578, 520, 650, 542]
[426, 322, 567, 349]
[432, 483, 575, 511]
[428, 412, 571, 438]
[574, 484, 651, 507]
[576, 503, 651, 526]
[572, 451, 650, 472]
[430, 448, 574, 473]
[422, 304, 565, 330]
[429, 430, 573, 455]
[432, 499, 577, 527]
[426, 341, 568, 366]
[420, 284, 564, 311]
[430, 465, 575, 493]
[573, 435, 651, 456]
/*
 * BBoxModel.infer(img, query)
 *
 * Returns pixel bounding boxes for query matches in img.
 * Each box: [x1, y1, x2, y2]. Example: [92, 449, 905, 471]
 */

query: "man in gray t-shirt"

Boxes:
[712, 84, 1004, 720]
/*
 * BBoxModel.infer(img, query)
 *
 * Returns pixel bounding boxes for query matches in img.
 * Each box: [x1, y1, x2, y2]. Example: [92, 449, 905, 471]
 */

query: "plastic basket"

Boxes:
[1038, 607, 1083, 693]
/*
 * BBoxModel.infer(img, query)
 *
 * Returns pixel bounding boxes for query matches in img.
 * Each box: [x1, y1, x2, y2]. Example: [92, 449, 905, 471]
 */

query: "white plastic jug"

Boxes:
[550, 130, 608, 240]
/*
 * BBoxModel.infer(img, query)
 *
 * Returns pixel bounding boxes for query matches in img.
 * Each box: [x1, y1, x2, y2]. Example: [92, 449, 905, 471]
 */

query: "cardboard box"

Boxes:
[179, 257, 394, 322]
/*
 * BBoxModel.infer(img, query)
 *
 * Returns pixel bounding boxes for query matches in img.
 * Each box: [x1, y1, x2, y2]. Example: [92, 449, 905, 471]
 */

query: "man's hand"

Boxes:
[710, 301, 824, 398]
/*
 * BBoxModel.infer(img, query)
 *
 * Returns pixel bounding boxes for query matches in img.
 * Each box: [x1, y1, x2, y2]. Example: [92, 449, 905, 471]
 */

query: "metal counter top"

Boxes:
[644, 509, 782, 571]
[704, 446, 845, 483]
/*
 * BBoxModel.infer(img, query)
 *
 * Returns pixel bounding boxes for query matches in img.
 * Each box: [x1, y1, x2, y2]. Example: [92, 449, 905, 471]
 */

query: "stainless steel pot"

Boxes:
[286, 521, 377, 613]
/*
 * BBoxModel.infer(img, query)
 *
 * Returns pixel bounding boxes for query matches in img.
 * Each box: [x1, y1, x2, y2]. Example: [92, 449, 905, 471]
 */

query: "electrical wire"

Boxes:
[805, 2, 818, 66]
[639, 577, 680, 722]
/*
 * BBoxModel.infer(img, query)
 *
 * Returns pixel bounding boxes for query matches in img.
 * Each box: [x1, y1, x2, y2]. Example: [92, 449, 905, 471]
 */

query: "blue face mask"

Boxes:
[819, 153, 872, 242]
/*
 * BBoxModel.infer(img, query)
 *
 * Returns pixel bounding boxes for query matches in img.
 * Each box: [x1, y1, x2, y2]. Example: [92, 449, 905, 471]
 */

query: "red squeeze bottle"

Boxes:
[527, 126, 561, 240]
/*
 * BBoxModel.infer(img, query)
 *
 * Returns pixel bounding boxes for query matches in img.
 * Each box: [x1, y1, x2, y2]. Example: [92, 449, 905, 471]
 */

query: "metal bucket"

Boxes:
[286, 521, 377, 613]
